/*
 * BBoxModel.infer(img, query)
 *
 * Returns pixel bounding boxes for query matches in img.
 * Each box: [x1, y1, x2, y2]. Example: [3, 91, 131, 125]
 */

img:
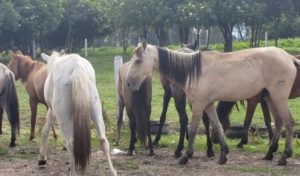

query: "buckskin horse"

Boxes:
[125, 41, 299, 166]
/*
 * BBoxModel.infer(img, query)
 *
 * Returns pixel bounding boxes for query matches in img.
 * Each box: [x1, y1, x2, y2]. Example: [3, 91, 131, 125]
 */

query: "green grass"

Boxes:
[1, 39, 300, 165]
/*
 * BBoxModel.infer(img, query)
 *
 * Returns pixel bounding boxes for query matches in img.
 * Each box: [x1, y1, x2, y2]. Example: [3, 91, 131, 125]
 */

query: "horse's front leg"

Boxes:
[202, 113, 214, 157]
[205, 104, 229, 164]
[173, 93, 188, 158]
[179, 102, 204, 165]
[237, 96, 259, 148]
[153, 87, 172, 145]
[29, 98, 38, 140]
[260, 98, 273, 144]
[38, 109, 55, 166]
[115, 98, 125, 146]
[0, 106, 4, 135]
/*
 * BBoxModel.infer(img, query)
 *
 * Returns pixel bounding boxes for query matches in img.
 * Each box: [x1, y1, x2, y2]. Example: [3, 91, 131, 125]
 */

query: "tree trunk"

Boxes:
[142, 25, 149, 40]
[206, 27, 211, 49]
[121, 27, 129, 53]
[274, 19, 279, 47]
[178, 24, 189, 45]
[250, 26, 254, 48]
[155, 23, 167, 47]
[220, 25, 233, 52]
[237, 25, 244, 41]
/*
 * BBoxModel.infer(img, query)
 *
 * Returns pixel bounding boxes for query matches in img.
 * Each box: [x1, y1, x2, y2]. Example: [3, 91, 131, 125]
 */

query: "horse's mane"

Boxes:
[157, 47, 201, 87]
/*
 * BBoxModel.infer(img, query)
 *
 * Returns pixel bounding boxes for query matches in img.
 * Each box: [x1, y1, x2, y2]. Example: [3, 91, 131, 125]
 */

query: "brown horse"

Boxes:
[126, 41, 298, 166]
[215, 55, 300, 148]
[0, 63, 19, 147]
[116, 61, 154, 155]
[8, 51, 57, 140]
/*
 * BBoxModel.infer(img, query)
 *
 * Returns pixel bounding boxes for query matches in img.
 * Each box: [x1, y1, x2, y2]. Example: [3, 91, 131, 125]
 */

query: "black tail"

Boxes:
[6, 72, 20, 133]
[133, 77, 152, 147]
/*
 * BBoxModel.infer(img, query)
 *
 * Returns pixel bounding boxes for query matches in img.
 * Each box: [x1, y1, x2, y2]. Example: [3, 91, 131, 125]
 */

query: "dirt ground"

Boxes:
[1, 146, 300, 176]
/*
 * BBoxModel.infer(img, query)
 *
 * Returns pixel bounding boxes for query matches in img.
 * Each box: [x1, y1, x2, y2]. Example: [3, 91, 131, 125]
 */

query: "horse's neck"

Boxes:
[19, 60, 36, 82]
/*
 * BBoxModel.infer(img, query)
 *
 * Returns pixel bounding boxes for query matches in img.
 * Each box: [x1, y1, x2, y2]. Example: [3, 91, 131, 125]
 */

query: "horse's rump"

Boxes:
[5, 71, 20, 132]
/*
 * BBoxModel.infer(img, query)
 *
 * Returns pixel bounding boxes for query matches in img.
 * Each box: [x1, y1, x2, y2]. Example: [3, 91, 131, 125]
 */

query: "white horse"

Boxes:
[38, 52, 117, 176]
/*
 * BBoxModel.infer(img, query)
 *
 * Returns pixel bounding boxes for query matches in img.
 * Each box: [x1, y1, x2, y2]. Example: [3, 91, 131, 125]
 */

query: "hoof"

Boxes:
[218, 154, 227, 164]
[277, 158, 287, 166]
[9, 142, 16, 147]
[262, 154, 273, 161]
[29, 135, 34, 141]
[62, 146, 67, 151]
[53, 134, 58, 140]
[178, 156, 189, 165]
[174, 150, 182, 158]
[237, 143, 244, 148]
[207, 150, 215, 158]
[153, 139, 159, 146]
[148, 152, 155, 156]
[38, 159, 47, 166]
[0, 131, 2, 135]
[126, 150, 134, 156]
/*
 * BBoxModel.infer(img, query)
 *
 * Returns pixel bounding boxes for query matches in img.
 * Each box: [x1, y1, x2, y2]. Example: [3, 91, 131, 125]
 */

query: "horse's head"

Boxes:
[8, 51, 20, 80]
[41, 51, 62, 71]
[125, 40, 156, 91]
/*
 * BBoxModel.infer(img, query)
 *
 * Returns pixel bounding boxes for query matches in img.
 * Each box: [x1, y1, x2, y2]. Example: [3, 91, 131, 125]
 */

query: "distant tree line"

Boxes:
[1, 0, 300, 54]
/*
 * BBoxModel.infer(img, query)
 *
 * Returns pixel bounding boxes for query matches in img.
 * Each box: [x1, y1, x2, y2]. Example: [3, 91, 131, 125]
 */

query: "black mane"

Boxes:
[157, 47, 201, 87]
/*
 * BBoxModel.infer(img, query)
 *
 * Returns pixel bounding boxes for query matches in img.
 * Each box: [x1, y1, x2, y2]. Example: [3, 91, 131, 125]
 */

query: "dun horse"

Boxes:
[215, 55, 300, 148]
[154, 47, 215, 158]
[8, 51, 57, 140]
[116, 61, 154, 155]
[0, 63, 19, 147]
[38, 52, 116, 175]
[126, 41, 299, 166]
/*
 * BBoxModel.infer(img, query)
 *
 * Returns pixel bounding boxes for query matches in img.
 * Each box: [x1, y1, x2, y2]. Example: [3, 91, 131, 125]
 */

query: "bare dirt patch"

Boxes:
[1, 146, 300, 176]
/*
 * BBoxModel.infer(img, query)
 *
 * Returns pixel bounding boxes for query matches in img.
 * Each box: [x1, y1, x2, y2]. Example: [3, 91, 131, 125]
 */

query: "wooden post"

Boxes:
[32, 40, 36, 59]
[114, 56, 123, 119]
[84, 38, 88, 57]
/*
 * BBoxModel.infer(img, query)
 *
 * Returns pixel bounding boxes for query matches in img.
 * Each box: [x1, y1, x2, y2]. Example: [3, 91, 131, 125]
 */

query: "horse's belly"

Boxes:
[201, 71, 265, 102]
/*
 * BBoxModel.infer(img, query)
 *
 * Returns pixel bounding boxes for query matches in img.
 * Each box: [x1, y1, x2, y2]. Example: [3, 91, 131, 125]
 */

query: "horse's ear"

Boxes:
[41, 53, 51, 62]
[141, 39, 147, 50]
[8, 50, 15, 59]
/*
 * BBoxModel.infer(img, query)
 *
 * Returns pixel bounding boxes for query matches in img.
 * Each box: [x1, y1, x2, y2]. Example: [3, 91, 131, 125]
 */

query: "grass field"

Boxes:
[1, 42, 300, 175]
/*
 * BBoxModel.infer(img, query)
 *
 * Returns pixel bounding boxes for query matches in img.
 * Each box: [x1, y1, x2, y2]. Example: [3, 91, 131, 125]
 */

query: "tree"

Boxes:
[0, 0, 20, 50]
[178, 0, 216, 48]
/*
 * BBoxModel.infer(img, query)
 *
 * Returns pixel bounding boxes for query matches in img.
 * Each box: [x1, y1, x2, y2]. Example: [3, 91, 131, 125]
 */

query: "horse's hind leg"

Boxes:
[173, 92, 188, 158]
[115, 97, 125, 145]
[91, 96, 117, 176]
[202, 113, 214, 157]
[266, 95, 294, 166]
[153, 87, 172, 145]
[260, 98, 273, 144]
[237, 96, 260, 148]
[204, 104, 229, 164]
[29, 98, 38, 140]
[0, 106, 3, 135]
[38, 109, 55, 165]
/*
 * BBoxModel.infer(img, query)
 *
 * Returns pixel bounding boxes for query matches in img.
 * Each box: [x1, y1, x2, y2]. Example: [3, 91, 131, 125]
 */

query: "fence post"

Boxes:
[114, 56, 123, 119]
[32, 40, 36, 59]
[265, 31, 268, 47]
[84, 38, 88, 57]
